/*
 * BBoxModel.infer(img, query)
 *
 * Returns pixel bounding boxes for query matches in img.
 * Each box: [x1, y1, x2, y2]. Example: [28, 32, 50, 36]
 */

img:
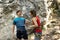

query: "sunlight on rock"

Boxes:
[0, 0, 60, 40]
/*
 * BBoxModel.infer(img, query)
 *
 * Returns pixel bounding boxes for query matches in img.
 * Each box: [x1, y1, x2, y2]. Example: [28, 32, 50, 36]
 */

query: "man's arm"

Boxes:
[12, 18, 16, 33]
[11, 25, 15, 39]
[12, 25, 15, 34]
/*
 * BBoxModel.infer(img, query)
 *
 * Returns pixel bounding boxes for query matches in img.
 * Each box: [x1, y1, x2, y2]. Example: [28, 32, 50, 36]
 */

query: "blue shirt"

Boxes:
[13, 17, 26, 31]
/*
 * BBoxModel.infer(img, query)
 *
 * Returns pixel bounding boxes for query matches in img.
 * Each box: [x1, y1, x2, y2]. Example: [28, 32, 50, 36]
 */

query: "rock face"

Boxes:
[0, 0, 46, 40]
[0, 0, 60, 40]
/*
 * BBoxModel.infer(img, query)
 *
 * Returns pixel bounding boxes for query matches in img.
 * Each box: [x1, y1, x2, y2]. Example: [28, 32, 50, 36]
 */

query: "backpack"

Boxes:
[36, 16, 41, 27]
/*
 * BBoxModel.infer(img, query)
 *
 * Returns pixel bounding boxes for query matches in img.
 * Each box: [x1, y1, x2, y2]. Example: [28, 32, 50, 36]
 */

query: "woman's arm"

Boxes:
[31, 18, 38, 28]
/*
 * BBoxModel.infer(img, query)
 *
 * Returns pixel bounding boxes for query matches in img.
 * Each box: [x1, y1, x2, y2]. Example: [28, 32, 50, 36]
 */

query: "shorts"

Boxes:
[34, 32, 42, 40]
[16, 30, 28, 39]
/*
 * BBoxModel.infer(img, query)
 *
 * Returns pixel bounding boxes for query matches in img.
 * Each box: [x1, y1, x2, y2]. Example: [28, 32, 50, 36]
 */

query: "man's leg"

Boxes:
[16, 30, 22, 40]
[16, 38, 21, 40]
[24, 39, 28, 40]
[23, 31, 28, 40]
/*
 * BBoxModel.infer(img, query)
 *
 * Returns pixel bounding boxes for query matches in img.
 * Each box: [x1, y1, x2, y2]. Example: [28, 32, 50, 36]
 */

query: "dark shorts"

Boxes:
[16, 30, 28, 39]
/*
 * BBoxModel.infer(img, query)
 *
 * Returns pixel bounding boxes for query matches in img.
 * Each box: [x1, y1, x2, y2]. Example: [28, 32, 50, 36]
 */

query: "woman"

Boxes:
[30, 10, 42, 40]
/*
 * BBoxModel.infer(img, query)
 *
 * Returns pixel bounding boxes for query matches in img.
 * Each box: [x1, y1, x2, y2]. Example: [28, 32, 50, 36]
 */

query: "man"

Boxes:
[12, 10, 28, 40]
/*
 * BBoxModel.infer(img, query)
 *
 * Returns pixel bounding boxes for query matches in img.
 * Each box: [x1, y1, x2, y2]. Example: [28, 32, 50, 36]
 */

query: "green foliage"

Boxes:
[42, 26, 46, 30]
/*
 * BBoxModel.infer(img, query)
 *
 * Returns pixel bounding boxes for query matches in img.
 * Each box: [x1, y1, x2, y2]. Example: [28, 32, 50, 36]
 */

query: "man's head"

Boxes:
[16, 10, 22, 17]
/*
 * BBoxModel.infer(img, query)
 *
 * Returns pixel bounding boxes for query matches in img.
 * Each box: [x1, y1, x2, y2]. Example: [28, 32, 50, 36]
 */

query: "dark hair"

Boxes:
[16, 10, 22, 14]
[30, 10, 36, 17]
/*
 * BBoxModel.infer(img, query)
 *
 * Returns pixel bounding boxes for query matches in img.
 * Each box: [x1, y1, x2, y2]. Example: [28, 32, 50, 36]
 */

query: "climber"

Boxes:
[12, 10, 28, 40]
[30, 10, 42, 40]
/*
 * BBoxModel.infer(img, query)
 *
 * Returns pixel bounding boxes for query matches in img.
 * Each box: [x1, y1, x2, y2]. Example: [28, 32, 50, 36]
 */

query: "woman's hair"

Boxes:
[30, 10, 36, 17]
[16, 10, 22, 14]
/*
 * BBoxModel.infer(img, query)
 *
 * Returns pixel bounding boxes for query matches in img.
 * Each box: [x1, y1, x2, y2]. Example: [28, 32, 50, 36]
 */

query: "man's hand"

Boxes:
[12, 33, 15, 39]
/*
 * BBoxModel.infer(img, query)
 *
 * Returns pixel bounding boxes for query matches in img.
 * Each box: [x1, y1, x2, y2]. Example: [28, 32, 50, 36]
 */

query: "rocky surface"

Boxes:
[0, 0, 60, 40]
